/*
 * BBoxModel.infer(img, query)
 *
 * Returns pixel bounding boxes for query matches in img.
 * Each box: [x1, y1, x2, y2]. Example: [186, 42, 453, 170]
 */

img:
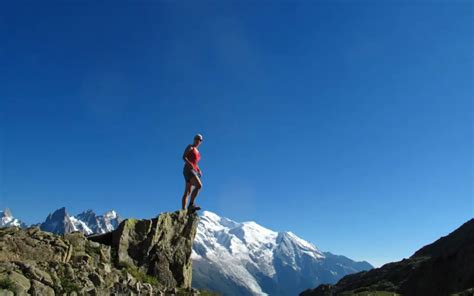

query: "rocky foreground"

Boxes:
[0, 210, 199, 295]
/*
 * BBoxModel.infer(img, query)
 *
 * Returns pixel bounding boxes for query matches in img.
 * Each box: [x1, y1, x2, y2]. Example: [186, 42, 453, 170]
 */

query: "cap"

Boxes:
[194, 134, 203, 141]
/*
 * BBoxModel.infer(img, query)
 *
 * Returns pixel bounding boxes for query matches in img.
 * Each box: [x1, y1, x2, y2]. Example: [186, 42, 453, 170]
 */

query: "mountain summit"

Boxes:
[0, 208, 26, 228]
[192, 211, 372, 296]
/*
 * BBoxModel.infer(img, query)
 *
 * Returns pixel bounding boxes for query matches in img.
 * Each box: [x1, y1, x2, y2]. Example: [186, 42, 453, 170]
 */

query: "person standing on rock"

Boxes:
[181, 134, 204, 212]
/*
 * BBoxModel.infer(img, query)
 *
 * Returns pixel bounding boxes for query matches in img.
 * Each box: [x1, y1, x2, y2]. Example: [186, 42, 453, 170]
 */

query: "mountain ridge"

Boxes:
[192, 210, 373, 296]
[300, 218, 474, 296]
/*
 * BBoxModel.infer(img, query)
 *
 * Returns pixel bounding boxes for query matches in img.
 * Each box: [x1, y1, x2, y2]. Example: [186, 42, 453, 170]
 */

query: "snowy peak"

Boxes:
[198, 211, 320, 257]
[192, 211, 372, 296]
[276, 231, 324, 260]
[49, 207, 68, 219]
[97, 210, 122, 233]
[104, 210, 117, 219]
[0, 208, 26, 228]
[73, 209, 122, 234]
[234, 221, 278, 246]
[40, 207, 76, 234]
[1, 208, 12, 218]
[39, 207, 122, 235]
[273, 231, 325, 273]
[200, 210, 240, 229]
[193, 211, 327, 295]
[70, 216, 93, 235]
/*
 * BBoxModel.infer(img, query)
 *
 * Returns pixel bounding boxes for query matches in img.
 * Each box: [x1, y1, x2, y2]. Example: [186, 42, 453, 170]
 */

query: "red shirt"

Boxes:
[185, 145, 201, 173]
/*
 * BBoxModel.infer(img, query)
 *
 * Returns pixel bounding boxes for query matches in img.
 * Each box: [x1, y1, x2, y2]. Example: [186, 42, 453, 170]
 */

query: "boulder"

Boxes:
[90, 210, 199, 289]
[30, 279, 55, 296]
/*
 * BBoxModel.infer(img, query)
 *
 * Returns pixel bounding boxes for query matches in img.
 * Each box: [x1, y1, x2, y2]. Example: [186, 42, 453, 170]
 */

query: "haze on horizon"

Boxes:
[0, 1, 472, 268]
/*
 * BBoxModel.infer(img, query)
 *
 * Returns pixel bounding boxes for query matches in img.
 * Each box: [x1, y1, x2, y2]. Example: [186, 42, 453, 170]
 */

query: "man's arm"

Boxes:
[182, 145, 194, 167]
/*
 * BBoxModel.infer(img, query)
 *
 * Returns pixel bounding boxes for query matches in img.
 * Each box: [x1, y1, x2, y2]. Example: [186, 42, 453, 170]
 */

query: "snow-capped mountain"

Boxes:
[76, 209, 123, 234]
[39, 207, 121, 235]
[192, 211, 373, 296]
[0, 208, 26, 228]
[40, 207, 78, 234]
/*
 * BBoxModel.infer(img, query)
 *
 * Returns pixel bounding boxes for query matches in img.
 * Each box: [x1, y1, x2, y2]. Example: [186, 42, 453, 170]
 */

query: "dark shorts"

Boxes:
[183, 165, 201, 183]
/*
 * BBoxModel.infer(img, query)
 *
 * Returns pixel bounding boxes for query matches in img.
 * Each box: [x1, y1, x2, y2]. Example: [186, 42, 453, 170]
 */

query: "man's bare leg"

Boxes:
[181, 182, 192, 210]
[189, 176, 202, 209]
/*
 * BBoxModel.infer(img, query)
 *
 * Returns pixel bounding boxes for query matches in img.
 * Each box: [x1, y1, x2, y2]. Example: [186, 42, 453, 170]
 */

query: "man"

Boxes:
[181, 134, 203, 212]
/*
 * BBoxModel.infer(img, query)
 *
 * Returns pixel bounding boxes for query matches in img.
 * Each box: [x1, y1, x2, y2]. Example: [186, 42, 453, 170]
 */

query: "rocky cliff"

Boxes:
[300, 219, 474, 296]
[0, 210, 200, 295]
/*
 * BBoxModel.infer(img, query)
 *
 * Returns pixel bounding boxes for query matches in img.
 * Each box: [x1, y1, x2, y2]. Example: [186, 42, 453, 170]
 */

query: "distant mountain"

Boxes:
[40, 207, 77, 234]
[192, 211, 373, 296]
[39, 207, 122, 235]
[76, 209, 123, 234]
[300, 218, 474, 296]
[0, 208, 26, 228]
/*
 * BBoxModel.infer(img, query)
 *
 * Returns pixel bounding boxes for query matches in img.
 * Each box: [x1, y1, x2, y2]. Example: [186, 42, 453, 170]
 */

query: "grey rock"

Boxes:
[0, 289, 15, 296]
[88, 272, 103, 286]
[30, 279, 55, 296]
[4, 270, 31, 294]
[20, 263, 54, 286]
[90, 210, 199, 290]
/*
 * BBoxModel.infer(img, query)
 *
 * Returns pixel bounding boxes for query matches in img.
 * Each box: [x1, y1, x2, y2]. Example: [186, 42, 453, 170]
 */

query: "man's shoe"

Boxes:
[189, 204, 201, 212]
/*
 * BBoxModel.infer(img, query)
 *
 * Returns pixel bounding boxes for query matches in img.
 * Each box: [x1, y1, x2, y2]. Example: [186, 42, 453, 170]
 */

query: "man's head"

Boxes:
[193, 134, 203, 146]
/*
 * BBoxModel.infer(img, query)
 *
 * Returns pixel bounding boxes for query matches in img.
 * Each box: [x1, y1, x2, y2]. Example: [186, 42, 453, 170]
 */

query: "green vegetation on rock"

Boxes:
[198, 289, 222, 296]
[59, 275, 80, 293]
[0, 277, 14, 290]
[341, 291, 401, 296]
[122, 266, 158, 286]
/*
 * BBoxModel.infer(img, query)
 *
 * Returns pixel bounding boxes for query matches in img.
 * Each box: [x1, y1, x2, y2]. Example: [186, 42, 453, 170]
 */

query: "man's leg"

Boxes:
[181, 182, 192, 210]
[189, 176, 202, 208]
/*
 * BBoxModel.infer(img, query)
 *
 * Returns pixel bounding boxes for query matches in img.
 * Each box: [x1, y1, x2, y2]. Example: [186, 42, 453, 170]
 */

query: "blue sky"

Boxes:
[1, 1, 472, 267]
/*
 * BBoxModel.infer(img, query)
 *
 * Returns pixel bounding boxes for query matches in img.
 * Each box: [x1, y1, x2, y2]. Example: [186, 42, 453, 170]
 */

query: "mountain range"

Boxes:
[33, 207, 122, 235]
[0, 207, 372, 295]
[2, 208, 471, 295]
[192, 211, 372, 295]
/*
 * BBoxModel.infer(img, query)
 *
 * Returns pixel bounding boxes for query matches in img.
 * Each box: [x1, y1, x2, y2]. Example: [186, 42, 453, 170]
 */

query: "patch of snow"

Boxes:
[70, 216, 93, 235]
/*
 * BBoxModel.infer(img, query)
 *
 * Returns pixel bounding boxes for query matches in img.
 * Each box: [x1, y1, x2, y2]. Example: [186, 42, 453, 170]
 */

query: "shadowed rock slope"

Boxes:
[0, 210, 200, 295]
[300, 219, 474, 296]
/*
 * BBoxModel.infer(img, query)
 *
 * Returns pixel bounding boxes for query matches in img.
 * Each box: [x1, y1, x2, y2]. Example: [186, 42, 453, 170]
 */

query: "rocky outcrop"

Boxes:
[89, 209, 198, 289]
[300, 219, 474, 296]
[0, 210, 200, 295]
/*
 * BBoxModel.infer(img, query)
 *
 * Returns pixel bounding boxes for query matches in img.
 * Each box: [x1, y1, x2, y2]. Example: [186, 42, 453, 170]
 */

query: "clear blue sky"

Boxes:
[1, 1, 472, 267]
